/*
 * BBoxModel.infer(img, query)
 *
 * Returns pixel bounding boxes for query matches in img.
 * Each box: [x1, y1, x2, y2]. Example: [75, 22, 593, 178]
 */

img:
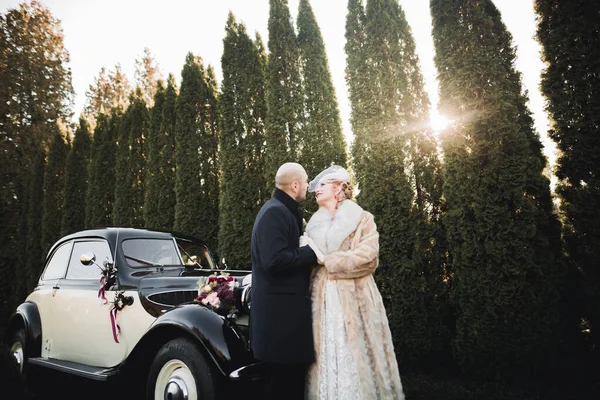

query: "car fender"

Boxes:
[130, 303, 251, 376]
[6, 302, 42, 358]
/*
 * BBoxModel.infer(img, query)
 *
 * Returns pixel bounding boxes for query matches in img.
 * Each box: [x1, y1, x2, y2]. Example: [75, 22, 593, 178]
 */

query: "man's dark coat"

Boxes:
[250, 188, 317, 364]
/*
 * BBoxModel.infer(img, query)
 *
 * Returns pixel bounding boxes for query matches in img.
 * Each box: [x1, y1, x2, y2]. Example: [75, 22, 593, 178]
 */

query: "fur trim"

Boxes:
[305, 199, 363, 254]
[305, 211, 405, 400]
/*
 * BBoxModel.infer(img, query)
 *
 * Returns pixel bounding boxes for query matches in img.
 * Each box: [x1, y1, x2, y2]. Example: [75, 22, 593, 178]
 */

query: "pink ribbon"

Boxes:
[109, 305, 121, 343]
[98, 275, 108, 305]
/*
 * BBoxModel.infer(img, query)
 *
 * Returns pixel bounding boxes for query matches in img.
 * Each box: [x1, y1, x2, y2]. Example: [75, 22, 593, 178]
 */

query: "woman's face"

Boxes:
[315, 181, 339, 206]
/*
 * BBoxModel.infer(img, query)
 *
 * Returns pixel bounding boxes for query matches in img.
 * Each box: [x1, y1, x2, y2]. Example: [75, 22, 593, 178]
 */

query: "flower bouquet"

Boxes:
[196, 272, 239, 316]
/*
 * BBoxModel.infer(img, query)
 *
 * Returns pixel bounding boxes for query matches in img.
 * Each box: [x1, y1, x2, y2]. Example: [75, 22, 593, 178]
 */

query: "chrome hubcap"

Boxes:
[155, 359, 197, 400]
[11, 341, 24, 374]
[165, 376, 188, 400]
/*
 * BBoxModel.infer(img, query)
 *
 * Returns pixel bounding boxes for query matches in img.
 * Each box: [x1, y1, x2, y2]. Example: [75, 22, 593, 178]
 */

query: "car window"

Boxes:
[122, 239, 182, 267]
[176, 239, 214, 269]
[42, 242, 72, 280]
[67, 240, 113, 280]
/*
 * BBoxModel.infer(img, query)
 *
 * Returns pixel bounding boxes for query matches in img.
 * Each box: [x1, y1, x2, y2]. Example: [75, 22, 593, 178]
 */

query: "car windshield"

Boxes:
[176, 239, 215, 269]
[122, 238, 183, 267]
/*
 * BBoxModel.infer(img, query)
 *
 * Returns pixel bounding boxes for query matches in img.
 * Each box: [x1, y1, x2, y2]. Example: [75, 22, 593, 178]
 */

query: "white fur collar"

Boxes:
[305, 200, 363, 254]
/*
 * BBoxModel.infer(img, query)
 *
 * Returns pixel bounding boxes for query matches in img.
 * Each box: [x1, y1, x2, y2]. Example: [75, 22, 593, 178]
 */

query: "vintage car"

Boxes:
[4, 228, 260, 399]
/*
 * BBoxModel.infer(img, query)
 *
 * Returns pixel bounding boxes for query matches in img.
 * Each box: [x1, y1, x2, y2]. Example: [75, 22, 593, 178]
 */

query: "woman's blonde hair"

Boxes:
[327, 179, 354, 205]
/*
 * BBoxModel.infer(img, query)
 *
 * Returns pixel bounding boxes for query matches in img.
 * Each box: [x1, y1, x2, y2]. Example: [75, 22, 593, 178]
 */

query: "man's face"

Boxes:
[295, 173, 309, 202]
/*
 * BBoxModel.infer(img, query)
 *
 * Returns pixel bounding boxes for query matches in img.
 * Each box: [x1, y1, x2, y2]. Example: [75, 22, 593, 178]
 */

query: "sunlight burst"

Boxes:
[430, 113, 452, 133]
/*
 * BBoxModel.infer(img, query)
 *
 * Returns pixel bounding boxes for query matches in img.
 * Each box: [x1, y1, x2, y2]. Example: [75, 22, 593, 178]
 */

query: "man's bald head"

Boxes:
[275, 162, 309, 202]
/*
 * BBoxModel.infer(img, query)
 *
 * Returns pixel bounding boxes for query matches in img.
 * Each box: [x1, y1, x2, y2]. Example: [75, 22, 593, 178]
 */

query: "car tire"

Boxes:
[10, 328, 27, 376]
[146, 337, 218, 400]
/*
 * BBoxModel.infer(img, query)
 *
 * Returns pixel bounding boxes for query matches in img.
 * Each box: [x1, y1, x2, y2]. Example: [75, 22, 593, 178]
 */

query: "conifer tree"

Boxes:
[84, 64, 130, 124]
[0, 1, 73, 317]
[431, 0, 563, 377]
[134, 47, 163, 107]
[62, 117, 92, 235]
[86, 111, 118, 227]
[174, 53, 220, 247]
[41, 132, 69, 252]
[535, 0, 600, 350]
[345, 0, 449, 366]
[157, 75, 178, 229]
[144, 80, 166, 229]
[113, 106, 132, 227]
[297, 0, 347, 214]
[219, 13, 268, 268]
[113, 89, 149, 228]
[24, 148, 45, 291]
[265, 0, 303, 183]
[199, 66, 220, 249]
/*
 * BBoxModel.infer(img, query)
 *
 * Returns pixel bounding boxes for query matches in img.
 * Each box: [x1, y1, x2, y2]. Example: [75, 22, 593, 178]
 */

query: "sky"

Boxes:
[0, 0, 556, 168]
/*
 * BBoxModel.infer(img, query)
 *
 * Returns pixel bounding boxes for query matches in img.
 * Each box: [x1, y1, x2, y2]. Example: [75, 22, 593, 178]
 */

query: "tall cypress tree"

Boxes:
[200, 66, 220, 249]
[144, 80, 166, 229]
[86, 111, 118, 228]
[265, 0, 303, 183]
[113, 89, 149, 228]
[113, 104, 132, 227]
[345, 0, 448, 367]
[535, 0, 600, 352]
[62, 117, 92, 235]
[297, 0, 347, 183]
[41, 132, 69, 252]
[0, 1, 73, 316]
[156, 74, 178, 230]
[219, 13, 268, 268]
[174, 53, 220, 246]
[431, 0, 563, 378]
[24, 148, 45, 292]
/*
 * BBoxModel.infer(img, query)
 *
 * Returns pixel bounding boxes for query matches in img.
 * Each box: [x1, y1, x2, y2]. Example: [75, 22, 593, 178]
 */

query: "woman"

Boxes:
[302, 165, 405, 400]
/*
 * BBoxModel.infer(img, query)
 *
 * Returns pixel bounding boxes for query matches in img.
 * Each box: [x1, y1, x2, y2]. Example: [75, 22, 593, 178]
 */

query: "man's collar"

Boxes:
[273, 188, 300, 212]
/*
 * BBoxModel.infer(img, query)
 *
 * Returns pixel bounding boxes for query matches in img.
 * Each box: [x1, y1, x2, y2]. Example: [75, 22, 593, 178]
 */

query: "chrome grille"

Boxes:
[147, 290, 197, 307]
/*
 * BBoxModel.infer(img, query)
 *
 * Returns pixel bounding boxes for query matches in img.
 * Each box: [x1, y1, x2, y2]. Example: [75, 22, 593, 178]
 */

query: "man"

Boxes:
[250, 162, 317, 400]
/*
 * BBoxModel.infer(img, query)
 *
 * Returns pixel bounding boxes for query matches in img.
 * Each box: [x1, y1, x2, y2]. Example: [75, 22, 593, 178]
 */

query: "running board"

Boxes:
[28, 357, 119, 381]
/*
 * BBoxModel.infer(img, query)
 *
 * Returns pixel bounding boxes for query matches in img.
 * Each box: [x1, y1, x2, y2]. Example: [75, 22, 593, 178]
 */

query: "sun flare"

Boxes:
[430, 113, 452, 133]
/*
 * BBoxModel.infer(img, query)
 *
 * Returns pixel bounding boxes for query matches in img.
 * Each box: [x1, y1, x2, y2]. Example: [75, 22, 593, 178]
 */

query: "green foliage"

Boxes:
[145, 75, 178, 231]
[174, 53, 220, 247]
[218, 13, 268, 268]
[41, 132, 69, 255]
[62, 117, 92, 235]
[0, 1, 73, 143]
[345, 0, 449, 367]
[144, 80, 166, 229]
[24, 148, 45, 293]
[113, 89, 149, 228]
[536, 0, 600, 352]
[86, 111, 118, 227]
[156, 75, 178, 230]
[431, 0, 564, 378]
[265, 0, 303, 184]
[297, 0, 347, 214]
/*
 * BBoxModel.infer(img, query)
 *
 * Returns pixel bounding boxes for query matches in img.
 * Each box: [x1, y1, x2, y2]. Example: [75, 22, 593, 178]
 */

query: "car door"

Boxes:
[51, 239, 127, 367]
[30, 240, 72, 359]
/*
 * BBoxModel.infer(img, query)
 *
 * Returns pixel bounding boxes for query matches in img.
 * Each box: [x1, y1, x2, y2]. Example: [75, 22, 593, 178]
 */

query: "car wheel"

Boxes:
[147, 338, 218, 400]
[10, 328, 27, 375]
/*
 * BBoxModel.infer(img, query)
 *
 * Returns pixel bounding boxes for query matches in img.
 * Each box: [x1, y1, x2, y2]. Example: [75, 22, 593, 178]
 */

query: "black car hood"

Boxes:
[135, 268, 251, 317]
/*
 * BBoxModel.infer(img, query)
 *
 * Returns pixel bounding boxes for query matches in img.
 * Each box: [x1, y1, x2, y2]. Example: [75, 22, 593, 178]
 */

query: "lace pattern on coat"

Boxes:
[318, 280, 361, 400]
